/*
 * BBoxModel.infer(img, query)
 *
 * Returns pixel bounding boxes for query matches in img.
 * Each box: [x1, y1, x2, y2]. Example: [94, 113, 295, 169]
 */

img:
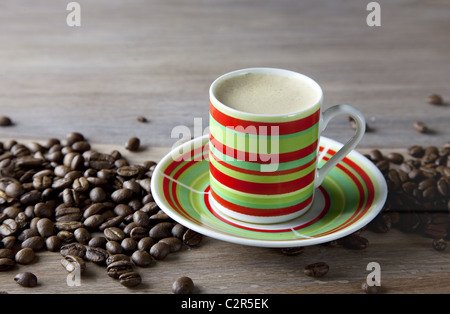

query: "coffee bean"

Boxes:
[183, 229, 203, 247]
[131, 250, 153, 267]
[159, 237, 183, 253]
[137, 116, 148, 123]
[85, 246, 109, 265]
[424, 224, 447, 239]
[74, 227, 91, 244]
[422, 186, 437, 200]
[33, 202, 52, 218]
[408, 145, 425, 158]
[83, 214, 104, 229]
[150, 222, 173, 239]
[361, 281, 379, 294]
[60, 243, 86, 258]
[55, 206, 81, 222]
[369, 149, 384, 162]
[0, 116, 12, 126]
[14, 272, 37, 287]
[116, 165, 144, 177]
[369, 213, 392, 233]
[88, 236, 107, 248]
[0, 249, 14, 260]
[386, 152, 404, 165]
[0, 219, 18, 237]
[413, 121, 429, 133]
[121, 237, 137, 253]
[36, 218, 54, 238]
[125, 137, 140, 152]
[133, 210, 150, 228]
[119, 271, 142, 287]
[418, 177, 436, 191]
[150, 242, 170, 260]
[52, 178, 72, 190]
[65, 132, 85, 144]
[129, 226, 148, 240]
[1, 236, 15, 250]
[437, 178, 448, 197]
[15, 248, 35, 265]
[61, 255, 86, 274]
[303, 262, 329, 277]
[375, 160, 390, 174]
[45, 235, 62, 252]
[281, 247, 305, 256]
[104, 227, 125, 242]
[107, 260, 134, 278]
[106, 240, 123, 254]
[99, 216, 123, 231]
[21, 236, 45, 251]
[106, 254, 130, 266]
[0, 258, 15, 271]
[137, 237, 155, 251]
[428, 93, 443, 105]
[72, 176, 89, 193]
[112, 204, 132, 217]
[89, 187, 107, 203]
[5, 182, 25, 198]
[172, 276, 195, 294]
[54, 221, 84, 231]
[111, 188, 133, 203]
[171, 224, 188, 239]
[340, 233, 368, 250]
[72, 141, 90, 152]
[432, 238, 447, 251]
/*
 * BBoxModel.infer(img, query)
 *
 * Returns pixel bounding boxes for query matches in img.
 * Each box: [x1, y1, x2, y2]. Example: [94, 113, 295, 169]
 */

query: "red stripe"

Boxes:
[204, 185, 331, 233]
[210, 133, 318, 164]
[312, 153, 375, 237]
[210, 148, 317, 176]
[210, 188, 313, 217]
[163, 146, 205, 176]
[210, 102, 320, 136]
[210, 161, 315, 195]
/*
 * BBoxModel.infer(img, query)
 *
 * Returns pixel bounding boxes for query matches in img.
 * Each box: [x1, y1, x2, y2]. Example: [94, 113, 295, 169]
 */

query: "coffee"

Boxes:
[214, 73, 319, 115]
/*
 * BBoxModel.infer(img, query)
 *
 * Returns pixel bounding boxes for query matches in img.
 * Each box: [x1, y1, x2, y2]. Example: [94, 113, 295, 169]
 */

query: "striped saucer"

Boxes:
[151, 135, 387, 248]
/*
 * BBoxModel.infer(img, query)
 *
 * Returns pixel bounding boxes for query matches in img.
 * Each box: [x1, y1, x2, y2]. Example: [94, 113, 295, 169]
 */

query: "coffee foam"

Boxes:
[214, 73, 319, 115]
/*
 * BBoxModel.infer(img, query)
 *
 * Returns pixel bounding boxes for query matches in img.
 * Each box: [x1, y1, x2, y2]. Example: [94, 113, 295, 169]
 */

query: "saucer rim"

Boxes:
[150, 135, 388, 248]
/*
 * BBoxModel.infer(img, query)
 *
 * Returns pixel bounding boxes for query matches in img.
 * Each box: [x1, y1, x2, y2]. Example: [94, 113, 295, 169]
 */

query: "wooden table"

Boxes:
[1, 0, 449, 294]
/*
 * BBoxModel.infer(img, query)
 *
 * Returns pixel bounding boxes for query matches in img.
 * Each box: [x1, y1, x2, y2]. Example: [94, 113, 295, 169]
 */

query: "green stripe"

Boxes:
[210, 174, 314, 206]
[209, 115, 319, 154]
[211, 182, 314, 209]
[210, 155, 316, 183]
[209, 145, 317, 172]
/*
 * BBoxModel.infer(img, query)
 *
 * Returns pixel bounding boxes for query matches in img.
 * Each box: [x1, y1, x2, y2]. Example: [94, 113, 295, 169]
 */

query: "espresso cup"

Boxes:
[209, 68, 365, 224]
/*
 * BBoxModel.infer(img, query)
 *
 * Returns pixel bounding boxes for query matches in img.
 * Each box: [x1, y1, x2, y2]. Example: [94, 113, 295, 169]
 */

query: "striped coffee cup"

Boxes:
[209, 68, 365, 224]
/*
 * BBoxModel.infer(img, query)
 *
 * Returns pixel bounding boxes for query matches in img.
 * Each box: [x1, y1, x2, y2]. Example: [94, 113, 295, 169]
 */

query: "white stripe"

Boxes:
[290, 228, 314, 239]
[317, 143, 331, 163]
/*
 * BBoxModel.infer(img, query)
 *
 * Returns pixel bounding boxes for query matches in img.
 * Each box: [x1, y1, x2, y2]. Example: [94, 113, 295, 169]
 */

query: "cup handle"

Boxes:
[314, 104, 366, 188]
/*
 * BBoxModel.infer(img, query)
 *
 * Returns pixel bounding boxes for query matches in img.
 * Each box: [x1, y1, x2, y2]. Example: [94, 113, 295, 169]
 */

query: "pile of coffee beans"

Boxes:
[282, 140, 449, 294]
[0, 132, 202, 289]
[366, 142, 450, 249]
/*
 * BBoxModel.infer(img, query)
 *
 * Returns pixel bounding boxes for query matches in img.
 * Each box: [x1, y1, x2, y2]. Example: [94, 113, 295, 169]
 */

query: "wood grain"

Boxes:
[1, 0, 449, 295]
[0, 141, 449, 294]
[0, 0, 449, 149]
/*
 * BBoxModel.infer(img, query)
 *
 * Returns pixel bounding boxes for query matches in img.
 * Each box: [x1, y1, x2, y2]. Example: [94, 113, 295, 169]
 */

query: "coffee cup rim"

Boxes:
[209, 67, 323, 118]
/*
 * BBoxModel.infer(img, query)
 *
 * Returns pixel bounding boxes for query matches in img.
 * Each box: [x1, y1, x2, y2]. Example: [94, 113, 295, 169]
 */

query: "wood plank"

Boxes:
[0, 0, 449, 149]
[1, 0, 449, 295]
[0, 139, 449, 294]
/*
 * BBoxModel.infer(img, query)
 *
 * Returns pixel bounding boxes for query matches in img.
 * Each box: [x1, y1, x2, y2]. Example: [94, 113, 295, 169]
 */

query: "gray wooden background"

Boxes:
[0, 0, 449, 149]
